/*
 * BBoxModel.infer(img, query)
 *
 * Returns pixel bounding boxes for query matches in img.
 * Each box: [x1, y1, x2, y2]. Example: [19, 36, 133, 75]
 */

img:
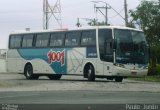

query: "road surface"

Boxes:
[0, 73, 160, 106]
[0, 91, 160, 104]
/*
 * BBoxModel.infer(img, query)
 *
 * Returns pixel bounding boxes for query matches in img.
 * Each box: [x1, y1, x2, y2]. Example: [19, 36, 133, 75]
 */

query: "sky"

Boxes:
[0, 0, 141, 49]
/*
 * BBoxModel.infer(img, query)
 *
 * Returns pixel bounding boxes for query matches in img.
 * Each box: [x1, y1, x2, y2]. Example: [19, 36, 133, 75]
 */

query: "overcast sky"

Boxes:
[0, 0, 141, 49]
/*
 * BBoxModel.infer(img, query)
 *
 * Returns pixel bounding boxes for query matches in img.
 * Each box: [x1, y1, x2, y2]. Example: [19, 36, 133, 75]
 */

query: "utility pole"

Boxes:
[76, 18, 81, 27]
[43, 0, 62, 30]
[105, 4, 108, 25]
[96, 6, 109, 25]
[124, 0, 128, 27]
[92, 1, 111, 25]
[43, 0, 49, 29]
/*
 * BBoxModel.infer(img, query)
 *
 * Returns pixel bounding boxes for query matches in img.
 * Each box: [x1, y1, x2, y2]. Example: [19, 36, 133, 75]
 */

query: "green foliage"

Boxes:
[148, 64, 160, 75]
[129, 0, 160, 73]
[129, 0, 160, 44]
[156, 64, 160, 75]
[127, 21, 135, 28]
[87, 19, 98, 26]
[87, 19, 109, 26]
[131, 76, 160, 82]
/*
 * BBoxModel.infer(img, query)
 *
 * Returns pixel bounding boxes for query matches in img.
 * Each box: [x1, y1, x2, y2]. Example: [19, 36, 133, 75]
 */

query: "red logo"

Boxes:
[47, 50, 65, 66]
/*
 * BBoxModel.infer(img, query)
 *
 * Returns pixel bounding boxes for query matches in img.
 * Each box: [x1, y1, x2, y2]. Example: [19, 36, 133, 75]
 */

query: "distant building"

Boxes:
[0, 49, 7, 73]
[0, 49, 6, 59]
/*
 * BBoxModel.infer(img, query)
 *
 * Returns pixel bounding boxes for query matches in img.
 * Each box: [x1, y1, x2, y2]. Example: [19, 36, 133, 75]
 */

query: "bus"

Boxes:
[6, 26, 149, 82]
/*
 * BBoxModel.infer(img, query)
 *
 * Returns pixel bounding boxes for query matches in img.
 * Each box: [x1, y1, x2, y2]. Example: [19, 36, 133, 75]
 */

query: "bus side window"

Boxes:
[36, 33, 50, 47]
[81, 30, 96, 46]
[9, 35, 22, 49]
[50, 33, 65, 47]
[65, 31, 81, 46]
[22, 34, 34, 48]
[98, 29, 113, 62]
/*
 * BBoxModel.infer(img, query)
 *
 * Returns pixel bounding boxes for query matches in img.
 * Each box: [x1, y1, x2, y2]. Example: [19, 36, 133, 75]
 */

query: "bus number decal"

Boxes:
[48, 50, 65, 66]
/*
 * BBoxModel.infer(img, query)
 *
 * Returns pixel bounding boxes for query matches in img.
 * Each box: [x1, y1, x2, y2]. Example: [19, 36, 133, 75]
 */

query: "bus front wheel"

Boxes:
[24, 64, 38, 80]
[86, 65, 95, 81]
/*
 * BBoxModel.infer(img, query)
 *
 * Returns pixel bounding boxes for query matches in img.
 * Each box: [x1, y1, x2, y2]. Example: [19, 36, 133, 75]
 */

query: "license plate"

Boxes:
[131, 72, 137, 75]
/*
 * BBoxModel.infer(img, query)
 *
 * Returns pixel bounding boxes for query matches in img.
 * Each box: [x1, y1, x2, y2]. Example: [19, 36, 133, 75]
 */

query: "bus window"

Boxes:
[22, 34, 34, 48]
[65, 31, 81, 46]
[36, 33, 50, 47]
[9, 35, 22, 48]
[81, 30, 96, 46]
[50, 33, 65, 47]
[98, 29, 113, 62]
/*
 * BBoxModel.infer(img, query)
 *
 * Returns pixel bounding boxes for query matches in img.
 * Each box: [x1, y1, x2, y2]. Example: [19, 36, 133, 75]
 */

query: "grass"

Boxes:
[129, 75, 160, 82]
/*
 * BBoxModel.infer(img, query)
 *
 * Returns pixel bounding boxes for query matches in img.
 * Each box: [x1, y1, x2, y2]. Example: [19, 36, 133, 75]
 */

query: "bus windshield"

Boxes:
[114, 29, 148, 64]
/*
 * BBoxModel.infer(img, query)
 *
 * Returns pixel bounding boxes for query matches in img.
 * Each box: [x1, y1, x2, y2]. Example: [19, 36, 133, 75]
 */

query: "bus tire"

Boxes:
[48, 74, 62, 80]
[115, 77, 123, 82]
[24, 64, 35, 80]
[87, 64, 95, 81]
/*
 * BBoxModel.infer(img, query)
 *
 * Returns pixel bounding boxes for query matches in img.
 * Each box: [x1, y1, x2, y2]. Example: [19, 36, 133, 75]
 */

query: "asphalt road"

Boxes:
[0, 91, 160, 104]
[0, 73, 160, 108]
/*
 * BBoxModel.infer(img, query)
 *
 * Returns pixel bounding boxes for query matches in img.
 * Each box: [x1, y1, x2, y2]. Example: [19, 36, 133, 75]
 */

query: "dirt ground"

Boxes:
[0, 73, 160, 92]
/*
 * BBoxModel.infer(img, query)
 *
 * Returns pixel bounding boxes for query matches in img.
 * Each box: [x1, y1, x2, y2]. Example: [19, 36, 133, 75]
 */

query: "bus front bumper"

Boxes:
[113, 66, 148, 77]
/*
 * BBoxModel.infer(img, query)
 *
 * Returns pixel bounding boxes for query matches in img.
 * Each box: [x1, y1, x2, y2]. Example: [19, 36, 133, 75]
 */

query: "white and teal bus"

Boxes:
[7, 26, 148, 82]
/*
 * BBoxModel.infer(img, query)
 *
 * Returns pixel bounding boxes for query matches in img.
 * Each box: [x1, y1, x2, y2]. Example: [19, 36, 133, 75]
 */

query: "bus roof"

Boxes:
[10, 26, 143, 35]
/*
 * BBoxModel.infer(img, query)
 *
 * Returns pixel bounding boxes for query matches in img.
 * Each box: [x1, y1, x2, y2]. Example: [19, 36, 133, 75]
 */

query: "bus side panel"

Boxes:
[6, 49, 54, 74]
[67, 48, 86, 75]
[80, 47, 100, 76]
[8, 47, 99, 76]
[7, 50, 23, 73]
[18, 48, 63, 74]
[24, 59, 55, 74]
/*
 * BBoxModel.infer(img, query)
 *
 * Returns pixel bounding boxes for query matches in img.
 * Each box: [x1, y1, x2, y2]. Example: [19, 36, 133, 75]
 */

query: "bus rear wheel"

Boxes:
[48, 74, 62, 80]
[24, 64, 38, 80]
[115, 77, 123, 82]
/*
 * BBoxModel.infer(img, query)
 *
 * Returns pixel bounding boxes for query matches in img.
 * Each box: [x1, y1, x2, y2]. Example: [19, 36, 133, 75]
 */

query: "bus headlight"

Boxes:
[144, 66, 148, 69]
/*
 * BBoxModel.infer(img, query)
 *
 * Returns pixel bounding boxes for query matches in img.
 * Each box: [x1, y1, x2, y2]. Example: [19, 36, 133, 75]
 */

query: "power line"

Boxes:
[91, 1, 111, 25]
[108, 8, 124, 18]
[92, 1, 126, 25]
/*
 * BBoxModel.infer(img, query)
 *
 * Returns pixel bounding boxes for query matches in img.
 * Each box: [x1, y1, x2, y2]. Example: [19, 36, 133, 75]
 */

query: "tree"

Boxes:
[129, 0, 160, 45]
[87, 19, 98, 26]
[129, 0, 160, 74]
[87, 19, 109, 26]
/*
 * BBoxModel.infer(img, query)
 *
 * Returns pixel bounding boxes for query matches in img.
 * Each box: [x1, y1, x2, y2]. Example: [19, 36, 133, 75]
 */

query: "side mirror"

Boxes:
[113, 39, 117, 49]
